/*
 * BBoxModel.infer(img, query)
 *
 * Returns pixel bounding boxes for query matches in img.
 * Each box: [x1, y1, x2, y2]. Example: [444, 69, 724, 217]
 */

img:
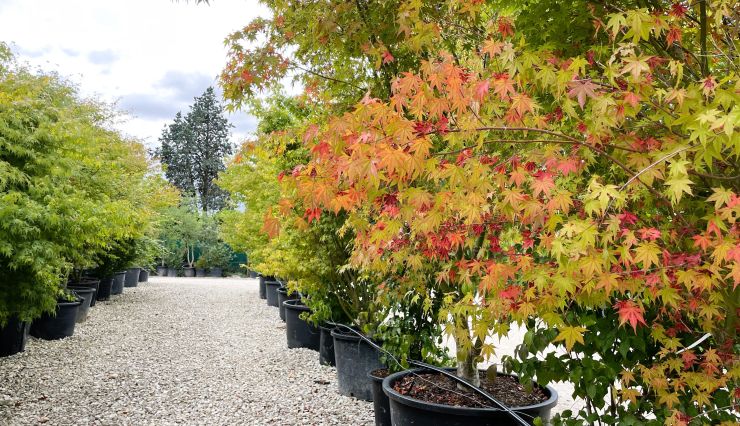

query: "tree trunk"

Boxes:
[454, 328, 480, 388]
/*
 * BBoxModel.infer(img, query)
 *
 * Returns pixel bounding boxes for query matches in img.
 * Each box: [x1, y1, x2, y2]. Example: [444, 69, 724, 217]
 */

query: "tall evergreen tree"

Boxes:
[157, 87, 233, 212]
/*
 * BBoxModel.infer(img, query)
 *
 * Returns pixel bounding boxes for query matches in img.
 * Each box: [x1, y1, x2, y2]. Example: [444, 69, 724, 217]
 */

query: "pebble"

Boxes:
[0, 277, 374, 425]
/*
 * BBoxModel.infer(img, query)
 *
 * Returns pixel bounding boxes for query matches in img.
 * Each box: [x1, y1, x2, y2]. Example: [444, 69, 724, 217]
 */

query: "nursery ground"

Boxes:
[0, 277, 372, 425]
[1, 277, 581, 425]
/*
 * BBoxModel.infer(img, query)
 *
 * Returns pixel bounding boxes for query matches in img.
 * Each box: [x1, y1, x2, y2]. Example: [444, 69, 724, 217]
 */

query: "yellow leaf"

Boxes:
[553, 326, 587, 352]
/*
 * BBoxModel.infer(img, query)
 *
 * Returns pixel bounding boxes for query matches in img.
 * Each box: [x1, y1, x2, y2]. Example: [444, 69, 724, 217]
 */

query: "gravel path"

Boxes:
[0, 277, 373, 425]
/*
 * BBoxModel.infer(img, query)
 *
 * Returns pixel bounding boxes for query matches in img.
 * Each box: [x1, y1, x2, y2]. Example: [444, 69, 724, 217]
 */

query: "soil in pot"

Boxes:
[69, 287, 95, 322]
[30, 299, 82, 340]
[265, 280, 281, 307]
[196, 268, 206, 277]
[183, 267, 195, 278]
[319, 324, 336, 366]
[332, 328, 384, 401]
[111, 271, 126, 295]
[124, 268, 141, 287]
[96, 276, 114, 301]
[383, 368, 558, 426]
[277, 287, 300, 321]
[167, 268, 177, 277]
[283, 300, 320, 351]
[209, 267, 223, 277]
[258, 275, 267, 299]
[139, 270, 149, 282]
[369, 368, 392, 426]
[0, 317, 30, 357]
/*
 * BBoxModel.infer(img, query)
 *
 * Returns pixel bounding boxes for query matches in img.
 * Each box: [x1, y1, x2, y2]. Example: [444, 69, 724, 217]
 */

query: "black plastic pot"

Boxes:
[0, 317, 30, 357]
[69, 278, 100, 307]
[69, 287, 95, 322]
[196, 268, 206, 277]
[156, 266, 167, 276]
[283, 300, 320, 351]
[112, 271, 126, 295]
[96, 276, 114, 301]
[30, 299, 82, 340]
[265, 281, 281, 307]
[139, 270, 149, 282]
[277, 287, 300, 321]
[369, 369, 392, 426]
[124, 268, 141, 287]
[183, 267, 195, 277]
[167, 268, 177, 277]
[332, 328, 383, 401]
[319, 324, 336, 366]
[258, 275, 267, 299]
[248, 270, 258, 278]
[209, 267, 223, 277]
[382, 368, 559, 426]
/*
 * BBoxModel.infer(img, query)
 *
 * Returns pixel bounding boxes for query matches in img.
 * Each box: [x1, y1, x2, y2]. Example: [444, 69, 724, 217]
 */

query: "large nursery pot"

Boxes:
[96, 276, 114, 301]
[30, 298, 83, 340]
[138, 269, 149, 282]
[156, 266, 167, 276]
[277, 287, 300, 321]
[0, 317, 31, 357]
[209, 267, 223, 277]
[111, 271, 126, 295]
[369, 369, 392, 426]
[382, 368, 559, 426]
[167, 268, 177, 277]
[69, 287, 95, 323]
[124, 268, 141, 287]
[70, 278, 100, 307]
[331, 328, 383, 401]
[258, 275, 267, 299]
[196, 268, 206, 277]
[319, 323, 336, 366]
[283, 300, 320, 351]
[183, 267, 195, 278]
[265, 280, 281, 307]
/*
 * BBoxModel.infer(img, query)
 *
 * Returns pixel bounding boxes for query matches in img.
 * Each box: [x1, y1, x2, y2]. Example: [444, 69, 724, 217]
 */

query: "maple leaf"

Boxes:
[531, 172, 555, 197]
[474, 79, 490, 101]
[510, 92, 535, 116]
[492, 74, 516, 100]
[623, 91, 641, 108]
[311, 141, 331, 157]
[614, 300, 646, 332]
[638, 228, 661, 241]
[554, 325, 587, 352]
[621, 56, 651, 81]
[567, 79, 598, 109]
[481, 39, 504, 57]
[303, 124, 319, 143]
[382, 50, 395, 64]
[304, 207, 322, 223]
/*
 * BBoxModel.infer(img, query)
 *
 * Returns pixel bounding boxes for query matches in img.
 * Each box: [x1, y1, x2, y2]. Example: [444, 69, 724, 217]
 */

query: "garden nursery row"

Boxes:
[2, 0, 739, 424]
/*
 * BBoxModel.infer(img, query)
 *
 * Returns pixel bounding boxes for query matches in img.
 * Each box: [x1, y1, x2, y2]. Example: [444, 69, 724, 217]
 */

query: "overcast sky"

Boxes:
[0, 0, 270, 147]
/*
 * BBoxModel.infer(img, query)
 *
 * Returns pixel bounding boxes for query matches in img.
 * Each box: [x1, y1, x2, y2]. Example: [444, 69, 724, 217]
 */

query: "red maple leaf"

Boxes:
[614, 300, 646, 332]
[382, 50, 395, 64]
[567, 79, 598, 109]
[499, 285, 521, 300]
[638, 228, 661, 241]
[312, 141, 331, 157]
[474, 79, 490, 101]
[304, 207, 322, 223]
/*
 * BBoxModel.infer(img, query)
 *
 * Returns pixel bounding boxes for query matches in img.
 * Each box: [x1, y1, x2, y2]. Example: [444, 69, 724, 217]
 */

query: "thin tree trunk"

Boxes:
[454, 322, 480, 388]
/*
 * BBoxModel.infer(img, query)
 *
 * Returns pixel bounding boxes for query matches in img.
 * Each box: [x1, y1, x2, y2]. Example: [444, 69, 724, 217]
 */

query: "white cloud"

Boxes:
[0, 0, 269, 147]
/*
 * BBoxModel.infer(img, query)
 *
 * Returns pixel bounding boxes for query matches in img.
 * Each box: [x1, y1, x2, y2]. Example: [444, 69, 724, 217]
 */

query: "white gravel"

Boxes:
[0, 277, 373, 425]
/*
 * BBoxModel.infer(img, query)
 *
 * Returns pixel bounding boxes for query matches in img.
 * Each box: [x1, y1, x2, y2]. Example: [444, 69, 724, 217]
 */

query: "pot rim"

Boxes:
[382, 367, 559, 415]
[282, 299, 310, 312]
[265, 280, 282, 287]
[57, 299, 83, 307]
[368, 368, 391, 382]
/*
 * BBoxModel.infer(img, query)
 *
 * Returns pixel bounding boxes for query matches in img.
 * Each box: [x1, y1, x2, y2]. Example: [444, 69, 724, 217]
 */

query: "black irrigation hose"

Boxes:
[332, 323, 530, 426]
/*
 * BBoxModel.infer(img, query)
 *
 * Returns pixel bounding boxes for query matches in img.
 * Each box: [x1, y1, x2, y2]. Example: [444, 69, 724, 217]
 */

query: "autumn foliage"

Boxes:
[220, 0, 739, 423]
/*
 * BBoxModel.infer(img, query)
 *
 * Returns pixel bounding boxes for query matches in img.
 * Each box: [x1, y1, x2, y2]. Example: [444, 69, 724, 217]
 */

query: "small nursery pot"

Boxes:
[138, 270, 149, 282]
[319, 323, 336, 366]
[0, 317, 30, 357]
[156, 266, 167, 276]
[195, 268, 206, 277]
[369, 369, 392, 426]
[124, 268, 141, 287]
[331, 328, 383, 401]
[265, 281, 281, 307]
[30, 299, 82, 340]
[69, 287, 95, 323]
[111, 271, 126, 295]
[277, 287, 300, 321]
[96, 276, 114, 301]
[167, 268, 177, 277]
[382, 368, 559, 426]
[258, 275, 267, 299]
[283, 300, 320, 351]
[183, 267, 195, 278]
[209, 267, 223, 277]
